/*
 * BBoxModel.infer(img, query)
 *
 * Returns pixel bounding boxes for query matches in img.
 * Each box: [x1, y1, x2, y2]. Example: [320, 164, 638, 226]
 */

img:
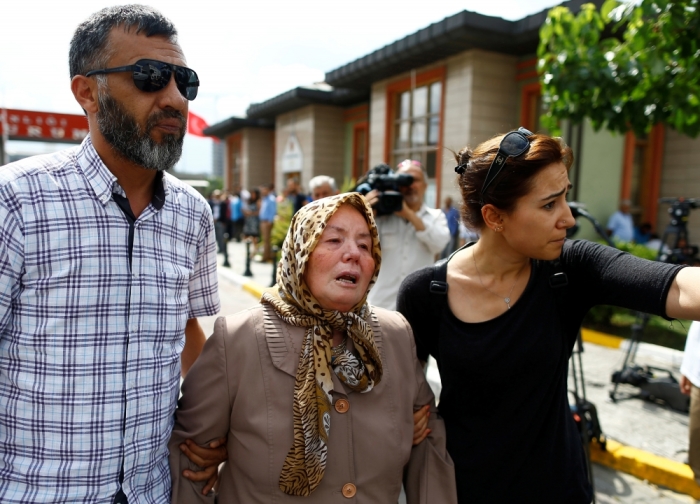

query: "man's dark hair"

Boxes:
[69, 4, 178, 79]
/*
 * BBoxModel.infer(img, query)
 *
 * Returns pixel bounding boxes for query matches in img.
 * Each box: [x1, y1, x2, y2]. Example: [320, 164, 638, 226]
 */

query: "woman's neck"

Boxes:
[331, 329, 345, 347]
[470, 237, 529, 280]
[445, 237, 532, 322]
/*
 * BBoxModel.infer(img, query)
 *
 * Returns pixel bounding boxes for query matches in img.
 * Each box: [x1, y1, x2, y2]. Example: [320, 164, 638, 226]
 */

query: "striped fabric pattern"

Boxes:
[0, 137, 220, 503]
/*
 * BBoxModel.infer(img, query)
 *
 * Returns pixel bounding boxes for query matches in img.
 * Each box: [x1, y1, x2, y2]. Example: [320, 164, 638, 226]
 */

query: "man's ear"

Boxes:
[481, 204, 504, 232]
[71, 75, 99, 115]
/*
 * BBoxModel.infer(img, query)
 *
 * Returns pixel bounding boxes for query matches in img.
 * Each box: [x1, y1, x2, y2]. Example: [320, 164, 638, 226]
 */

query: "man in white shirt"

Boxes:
[366, 160, 450, 310]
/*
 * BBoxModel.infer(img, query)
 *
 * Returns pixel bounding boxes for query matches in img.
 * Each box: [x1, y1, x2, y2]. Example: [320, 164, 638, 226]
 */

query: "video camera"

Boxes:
[656, 197, 700, 265]
[660, 197, 700, 227]
[355, 164, 414, 216]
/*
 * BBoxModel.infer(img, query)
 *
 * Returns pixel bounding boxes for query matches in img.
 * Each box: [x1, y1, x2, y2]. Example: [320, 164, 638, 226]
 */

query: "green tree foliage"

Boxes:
[206, 176, 224, 192]
[340, 176, 357, 193]
[271, 199, 293, 250]
[538, 0, 700, 137]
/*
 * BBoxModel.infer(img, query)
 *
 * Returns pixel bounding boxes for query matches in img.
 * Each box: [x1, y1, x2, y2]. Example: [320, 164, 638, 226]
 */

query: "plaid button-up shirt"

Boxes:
[0, 136, 220, 503]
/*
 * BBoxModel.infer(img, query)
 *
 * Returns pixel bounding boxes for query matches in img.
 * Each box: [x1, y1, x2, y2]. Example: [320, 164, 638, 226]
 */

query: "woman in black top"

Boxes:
[396, 129, 700, 503]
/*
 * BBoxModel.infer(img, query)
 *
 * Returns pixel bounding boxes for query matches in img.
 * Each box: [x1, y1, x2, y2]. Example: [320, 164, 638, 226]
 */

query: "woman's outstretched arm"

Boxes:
[665, 267, 700, 320]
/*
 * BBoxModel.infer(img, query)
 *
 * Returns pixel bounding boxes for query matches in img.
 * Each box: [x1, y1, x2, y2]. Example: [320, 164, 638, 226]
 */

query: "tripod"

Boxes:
[655, 197, 700, 266]
[609, 197, 700, 411]
[569, 329, 605, 502]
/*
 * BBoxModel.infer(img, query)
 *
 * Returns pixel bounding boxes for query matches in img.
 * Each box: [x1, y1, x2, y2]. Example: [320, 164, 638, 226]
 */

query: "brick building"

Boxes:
[205, 0, 700, 242]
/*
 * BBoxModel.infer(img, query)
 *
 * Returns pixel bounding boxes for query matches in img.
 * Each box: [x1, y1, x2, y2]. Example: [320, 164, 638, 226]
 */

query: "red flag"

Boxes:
[187, 110, 211, 137]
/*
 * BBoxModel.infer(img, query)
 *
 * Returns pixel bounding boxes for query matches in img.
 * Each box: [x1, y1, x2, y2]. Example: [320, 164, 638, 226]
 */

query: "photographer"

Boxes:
[365, 159, 450, 310]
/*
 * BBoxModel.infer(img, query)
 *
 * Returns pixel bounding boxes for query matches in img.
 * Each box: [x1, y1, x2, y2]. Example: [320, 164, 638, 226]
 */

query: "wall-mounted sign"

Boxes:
[0, 108, 88, 143]
[281, 133, 303, 173]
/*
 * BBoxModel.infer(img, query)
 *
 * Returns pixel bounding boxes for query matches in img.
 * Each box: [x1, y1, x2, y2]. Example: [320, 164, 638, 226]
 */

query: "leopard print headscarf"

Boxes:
[261, 192, 383, 496]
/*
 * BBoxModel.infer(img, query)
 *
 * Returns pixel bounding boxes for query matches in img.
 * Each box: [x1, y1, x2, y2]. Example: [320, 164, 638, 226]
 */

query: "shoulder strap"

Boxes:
[546, 258, 571, 349]
[430, 258, 449, 296]
[429, 259, 449, 327]
[548, 258, 569, 289]
[425, 258, 449, 363]
[428, 242, 475, 323]
[429, 258, 449, 319]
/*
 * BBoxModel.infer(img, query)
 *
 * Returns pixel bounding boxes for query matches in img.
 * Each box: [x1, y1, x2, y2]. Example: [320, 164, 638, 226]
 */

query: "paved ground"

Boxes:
[207, 239, 697, 503]
[593, 464, 694, 503]
[198, 239, 277, 336]
[573, 342, 689, 465]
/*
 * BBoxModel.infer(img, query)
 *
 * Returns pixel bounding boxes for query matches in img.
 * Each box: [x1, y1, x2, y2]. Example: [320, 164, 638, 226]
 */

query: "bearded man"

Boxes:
[0, 5, 223, 503]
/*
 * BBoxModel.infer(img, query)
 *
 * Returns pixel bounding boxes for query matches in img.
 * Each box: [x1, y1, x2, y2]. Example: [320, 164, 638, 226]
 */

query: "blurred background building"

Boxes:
[3, 0, 699, 242]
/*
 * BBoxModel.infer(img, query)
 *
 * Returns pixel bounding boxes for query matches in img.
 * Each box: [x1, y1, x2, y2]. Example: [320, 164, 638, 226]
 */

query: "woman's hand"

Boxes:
[413, 404, 431, 445]
[180, 437, 228, 495]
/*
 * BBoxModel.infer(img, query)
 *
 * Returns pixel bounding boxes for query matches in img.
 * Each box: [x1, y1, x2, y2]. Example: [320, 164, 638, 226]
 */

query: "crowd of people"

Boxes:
[206, 174, 342, 268]
[3, 4, 700, 504]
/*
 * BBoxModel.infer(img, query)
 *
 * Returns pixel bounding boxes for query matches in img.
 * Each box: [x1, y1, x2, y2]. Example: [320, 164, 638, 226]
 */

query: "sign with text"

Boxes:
[281, 133, 303, 173]
[0, 108, 88, 143]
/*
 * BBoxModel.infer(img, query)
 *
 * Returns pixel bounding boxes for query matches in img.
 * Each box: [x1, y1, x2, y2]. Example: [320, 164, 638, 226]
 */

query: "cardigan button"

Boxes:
[342, 483, 356, 498]
[335, 399, 350, 413]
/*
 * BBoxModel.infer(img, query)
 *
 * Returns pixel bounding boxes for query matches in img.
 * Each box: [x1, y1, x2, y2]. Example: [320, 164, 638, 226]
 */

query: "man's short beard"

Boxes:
[96, 89, 185, 171]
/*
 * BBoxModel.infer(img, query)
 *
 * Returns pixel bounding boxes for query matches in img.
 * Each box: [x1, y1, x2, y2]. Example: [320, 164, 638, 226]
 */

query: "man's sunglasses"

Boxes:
[480, 127, 533, 198]
[85, 59, 199, 101]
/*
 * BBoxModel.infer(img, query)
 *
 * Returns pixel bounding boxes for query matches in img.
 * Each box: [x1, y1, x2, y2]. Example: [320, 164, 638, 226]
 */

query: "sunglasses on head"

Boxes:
[479, 127, 533, 199]
[85, 59, 199, 101]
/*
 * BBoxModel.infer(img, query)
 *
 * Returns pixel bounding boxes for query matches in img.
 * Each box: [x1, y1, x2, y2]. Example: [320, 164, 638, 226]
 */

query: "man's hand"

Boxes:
[394, 199, 415, 220]
[681, 375, 692, 396]
[180, 437, 228, 495]
[412, 404, 431, 445]
[363, 189, 380, 215]
[395, 200, 426, 231]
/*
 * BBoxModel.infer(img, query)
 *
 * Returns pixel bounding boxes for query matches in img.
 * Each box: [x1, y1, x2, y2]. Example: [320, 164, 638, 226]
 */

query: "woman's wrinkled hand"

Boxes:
[413, 404, 431, 445]
[180, 437, 228, 495]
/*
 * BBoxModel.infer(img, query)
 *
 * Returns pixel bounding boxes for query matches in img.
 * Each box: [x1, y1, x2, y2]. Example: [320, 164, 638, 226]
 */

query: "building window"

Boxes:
[388, 71, 443, 207]
[352, 123, 368, 180]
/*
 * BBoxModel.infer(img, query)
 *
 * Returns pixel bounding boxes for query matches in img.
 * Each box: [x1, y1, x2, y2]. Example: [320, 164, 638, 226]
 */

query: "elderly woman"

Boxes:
[169, 193, 456, 503]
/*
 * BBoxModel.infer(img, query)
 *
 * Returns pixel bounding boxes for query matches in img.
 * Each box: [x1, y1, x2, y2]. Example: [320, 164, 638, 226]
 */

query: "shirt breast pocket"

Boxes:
[156, 265, 190, 314]
[379, 218, 401, 250]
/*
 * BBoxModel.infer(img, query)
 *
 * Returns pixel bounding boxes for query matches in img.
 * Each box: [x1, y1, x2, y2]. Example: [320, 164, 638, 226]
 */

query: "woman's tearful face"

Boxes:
[304, 204, 376, 312]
